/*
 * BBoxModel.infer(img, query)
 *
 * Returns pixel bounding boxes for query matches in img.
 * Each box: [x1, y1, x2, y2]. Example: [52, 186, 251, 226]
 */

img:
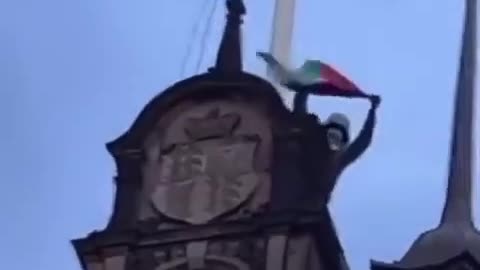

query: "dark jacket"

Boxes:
[324, 106, 377, 202]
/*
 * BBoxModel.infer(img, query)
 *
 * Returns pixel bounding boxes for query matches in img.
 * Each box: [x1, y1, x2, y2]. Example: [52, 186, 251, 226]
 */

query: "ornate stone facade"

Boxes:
[72, 68, 347, 270]
[72, 0, 480, 269]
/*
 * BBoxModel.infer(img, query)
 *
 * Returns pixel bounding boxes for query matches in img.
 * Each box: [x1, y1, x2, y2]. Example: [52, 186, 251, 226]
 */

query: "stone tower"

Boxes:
[71, 0, 353, 269]
[371, 0, 480, 269]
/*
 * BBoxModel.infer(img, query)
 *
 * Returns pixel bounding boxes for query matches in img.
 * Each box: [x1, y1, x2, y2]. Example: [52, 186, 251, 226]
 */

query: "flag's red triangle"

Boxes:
[322, 64, 361, 92]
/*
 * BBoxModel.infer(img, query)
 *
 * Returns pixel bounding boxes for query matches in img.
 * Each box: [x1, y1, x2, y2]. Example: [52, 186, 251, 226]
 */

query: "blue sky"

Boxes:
[0, 0, 479, 269]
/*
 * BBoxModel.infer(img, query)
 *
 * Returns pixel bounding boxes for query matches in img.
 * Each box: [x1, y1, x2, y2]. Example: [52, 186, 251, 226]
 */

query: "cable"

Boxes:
[179, 0, 211, 78]
[194, 0, 218, 74]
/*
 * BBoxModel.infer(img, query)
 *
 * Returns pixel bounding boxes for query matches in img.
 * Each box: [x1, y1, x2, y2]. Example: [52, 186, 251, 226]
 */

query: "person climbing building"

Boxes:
[257, 51, 381, 204]
[322, 94, 380, 202]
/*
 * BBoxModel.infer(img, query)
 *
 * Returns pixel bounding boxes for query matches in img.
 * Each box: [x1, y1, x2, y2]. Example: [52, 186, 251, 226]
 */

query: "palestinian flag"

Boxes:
[257, 52, 368, 98]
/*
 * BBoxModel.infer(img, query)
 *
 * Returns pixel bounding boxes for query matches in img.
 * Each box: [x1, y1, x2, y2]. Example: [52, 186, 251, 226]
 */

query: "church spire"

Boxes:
[441, 0, 477, 225]
[371, 1, 480, 269]
[211, 0, 245, 74]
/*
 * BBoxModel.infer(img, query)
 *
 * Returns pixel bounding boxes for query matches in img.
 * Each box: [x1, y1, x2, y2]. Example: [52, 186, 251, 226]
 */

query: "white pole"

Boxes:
[268, 0, 297, 109]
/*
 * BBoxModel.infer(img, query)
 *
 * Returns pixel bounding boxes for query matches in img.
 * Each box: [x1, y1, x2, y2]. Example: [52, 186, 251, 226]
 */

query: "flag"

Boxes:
[256, 52, 290, 84]
[257, 52, 368, 98]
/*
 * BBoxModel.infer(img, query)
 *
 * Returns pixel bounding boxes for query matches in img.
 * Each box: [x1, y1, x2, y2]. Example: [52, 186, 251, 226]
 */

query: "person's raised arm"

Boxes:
[339, 95, 380, 169]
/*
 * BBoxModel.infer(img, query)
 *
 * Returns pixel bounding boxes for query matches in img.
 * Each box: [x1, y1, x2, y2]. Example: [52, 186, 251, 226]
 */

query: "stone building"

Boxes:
[71, 0, 480, 269]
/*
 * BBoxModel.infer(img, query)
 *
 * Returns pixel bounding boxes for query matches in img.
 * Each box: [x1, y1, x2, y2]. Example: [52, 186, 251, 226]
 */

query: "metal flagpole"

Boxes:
[267, 0, 297, 109]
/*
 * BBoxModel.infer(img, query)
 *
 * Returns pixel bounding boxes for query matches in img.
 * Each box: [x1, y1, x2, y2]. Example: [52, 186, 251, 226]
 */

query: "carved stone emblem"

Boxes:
[150, 109, 260, 224]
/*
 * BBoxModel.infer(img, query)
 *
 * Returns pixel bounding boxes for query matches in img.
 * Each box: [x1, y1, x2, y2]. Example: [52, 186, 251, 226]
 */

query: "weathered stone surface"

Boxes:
[72, 1, 350, 269]
[143, 105, 270, 225]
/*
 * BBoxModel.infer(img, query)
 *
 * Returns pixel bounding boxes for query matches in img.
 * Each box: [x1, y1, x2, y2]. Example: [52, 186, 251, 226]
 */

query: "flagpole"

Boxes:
[268, 0, 297, 109]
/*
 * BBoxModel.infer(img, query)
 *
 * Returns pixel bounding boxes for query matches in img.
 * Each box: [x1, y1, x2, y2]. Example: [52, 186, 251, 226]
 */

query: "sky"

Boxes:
[0, 0, 479, 269]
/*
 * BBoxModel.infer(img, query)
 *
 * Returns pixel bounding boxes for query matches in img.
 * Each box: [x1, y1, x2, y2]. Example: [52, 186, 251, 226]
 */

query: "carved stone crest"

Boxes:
[150, 108, 261, 224]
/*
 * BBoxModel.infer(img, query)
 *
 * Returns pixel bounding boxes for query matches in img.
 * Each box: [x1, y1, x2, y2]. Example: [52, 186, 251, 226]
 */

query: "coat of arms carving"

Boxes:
[150, 108, 261, 224]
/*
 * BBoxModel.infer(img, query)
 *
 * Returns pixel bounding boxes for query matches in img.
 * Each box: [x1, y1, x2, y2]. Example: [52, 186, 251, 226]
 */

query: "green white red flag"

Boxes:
[257, 52, 368, 98]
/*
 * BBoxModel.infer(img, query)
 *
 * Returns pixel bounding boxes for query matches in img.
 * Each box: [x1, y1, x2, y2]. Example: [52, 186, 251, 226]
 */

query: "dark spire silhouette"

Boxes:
[372, 0, 480, 268]
[211, 0, 245, 74]
[441, 0, 476, 225]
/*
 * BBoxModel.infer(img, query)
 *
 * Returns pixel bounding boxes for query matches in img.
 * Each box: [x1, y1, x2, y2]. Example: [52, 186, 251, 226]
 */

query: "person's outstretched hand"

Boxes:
[369, 95, 381, 109]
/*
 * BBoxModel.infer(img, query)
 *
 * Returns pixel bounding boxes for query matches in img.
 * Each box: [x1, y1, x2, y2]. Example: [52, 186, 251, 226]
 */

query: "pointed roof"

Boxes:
[373, 252, 480, 270]
[372, 0, 480, 268]
[441, 0, 477, 226]
[211, 0, 245, 74]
